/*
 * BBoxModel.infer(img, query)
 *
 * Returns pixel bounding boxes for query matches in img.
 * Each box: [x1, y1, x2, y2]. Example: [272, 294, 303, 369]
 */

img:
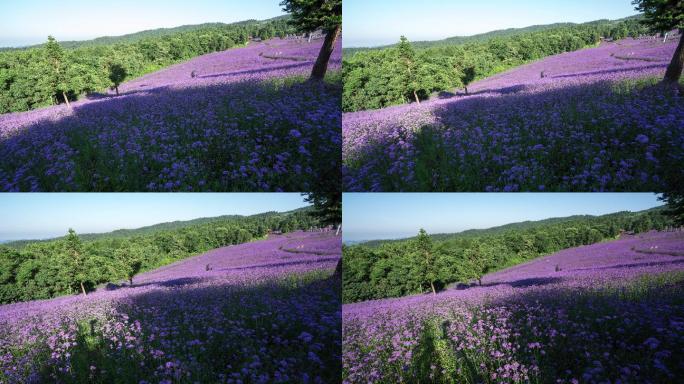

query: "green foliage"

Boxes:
[342, 17, 651, 112]
[280, 0, 342, 33]
[342, 208, 674, 303]
[0, 18, 297, 114]
[633, 0, 684, 32]
[107, 63, 127, 95]
[0, 208, 321, 304]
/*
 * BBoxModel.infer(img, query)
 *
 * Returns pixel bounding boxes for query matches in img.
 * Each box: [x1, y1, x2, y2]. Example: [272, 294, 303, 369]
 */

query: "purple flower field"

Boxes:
[343, 38, 684, 191]
[0, 231, 342, 383]
[343, 231, 684, 383]
[0, 38, 342, 191]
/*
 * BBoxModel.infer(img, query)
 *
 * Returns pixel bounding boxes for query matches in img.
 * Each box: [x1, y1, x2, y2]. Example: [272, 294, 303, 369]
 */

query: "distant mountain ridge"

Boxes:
[3, 206, 312, 247]
[343, 14, 642, 55]
[0, 15, 290, 50]
[359, 206, 664, 247]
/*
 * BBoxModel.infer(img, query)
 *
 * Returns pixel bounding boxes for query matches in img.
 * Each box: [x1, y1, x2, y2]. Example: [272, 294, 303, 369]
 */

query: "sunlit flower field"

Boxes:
[343, 38, 684, 191]
[343, 231, 684, 383]
[0, 38, 342, 192]
[0, 231, 341, 384]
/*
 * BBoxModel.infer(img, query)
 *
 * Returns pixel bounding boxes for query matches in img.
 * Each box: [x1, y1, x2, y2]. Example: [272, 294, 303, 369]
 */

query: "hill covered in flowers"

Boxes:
[343, 37, 684, 191]
[0, 37, 342, 191]
[0, 230, 341, 383]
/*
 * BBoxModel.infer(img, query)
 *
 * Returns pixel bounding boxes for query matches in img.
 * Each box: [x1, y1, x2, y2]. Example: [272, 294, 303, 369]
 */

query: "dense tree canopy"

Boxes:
[0, 208, 321, 304]
[281, 0, 342, 79]
[343, 18, 651, 112]
[343, 209, 674, 303]
[633, 0, 684, 83]
[0, 18, 296, 114]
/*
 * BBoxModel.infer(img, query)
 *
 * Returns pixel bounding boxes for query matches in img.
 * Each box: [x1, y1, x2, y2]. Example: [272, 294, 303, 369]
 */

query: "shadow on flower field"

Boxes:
[41, 271, 342, 384]
[0, 74, 342, 192]
[399, 272, 684, 384]
[344, 78, 683, 191]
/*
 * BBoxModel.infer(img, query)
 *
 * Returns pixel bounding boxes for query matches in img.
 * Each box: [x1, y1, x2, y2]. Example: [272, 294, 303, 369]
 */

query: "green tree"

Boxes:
[281, 0, 342, 80]
[633, 0, 684, 83]
[461, 66, 476, 95]
[44, 36, 71, 107]
[64, 229, 88, 295]
[108, 63, 127, 96]
[415, 229, 437, 295]
[397, 36, 421, 103]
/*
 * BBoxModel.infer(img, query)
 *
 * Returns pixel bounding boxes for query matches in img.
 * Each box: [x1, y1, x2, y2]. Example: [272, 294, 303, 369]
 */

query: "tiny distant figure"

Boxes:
[205, 263, 212, 271]
[191, 70, 197, 78]
[555, 264, 561, 272]
[540, 70, 546, 78]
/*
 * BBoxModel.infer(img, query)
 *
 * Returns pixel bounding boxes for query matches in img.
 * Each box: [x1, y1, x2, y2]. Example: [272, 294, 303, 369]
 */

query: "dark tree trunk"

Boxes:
[129, 277, 133, 286]
[311, 24, 341, 80]
[115, 86, 120, 96]
[334, 259, 342, 279]
[465, 86, 468, 95]
[80, 281, 87, 296]
[664, 30, 684, 84]
[478, 277, 482, 286]
[63, 91, 71, 108]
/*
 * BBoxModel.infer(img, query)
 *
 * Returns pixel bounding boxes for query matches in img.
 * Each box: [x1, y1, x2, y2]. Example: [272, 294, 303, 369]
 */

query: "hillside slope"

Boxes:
[343, 231, 684, 382]
[0, 37, 342, 191]
[0, 231, 342, 383]
[343, 37, 684, 191]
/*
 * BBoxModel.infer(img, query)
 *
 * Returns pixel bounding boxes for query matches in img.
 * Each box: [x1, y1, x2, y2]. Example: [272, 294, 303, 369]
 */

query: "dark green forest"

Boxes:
[0, 17, 296, 114]
[343, 208, 673, 303]
[342, 16, 650, 112]
[0, 208, 320, 304]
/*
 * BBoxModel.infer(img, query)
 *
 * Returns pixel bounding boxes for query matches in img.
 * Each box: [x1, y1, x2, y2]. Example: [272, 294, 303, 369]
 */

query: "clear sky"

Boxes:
[343, 193, 663, 242]
[343, 0, 639, 47]
[0, 0, 286, 47]
[0, 193, 308, 241]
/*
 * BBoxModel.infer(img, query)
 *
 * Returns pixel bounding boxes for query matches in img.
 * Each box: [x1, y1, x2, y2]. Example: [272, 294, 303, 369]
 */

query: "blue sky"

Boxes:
[344, 0, 639, 47]
[0, 193, 308, 241]
[343, 193, 663, 242]
[0, 0, 285, 47]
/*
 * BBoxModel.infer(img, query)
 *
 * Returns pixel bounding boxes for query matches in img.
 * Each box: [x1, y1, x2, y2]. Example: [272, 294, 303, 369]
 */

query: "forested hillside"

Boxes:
[0, 16, 296, 113]
[4, 207, 312, 247]
[0, 207, 321, 303]
[343, 208, 673, 303]
[342, 16, 649, 111]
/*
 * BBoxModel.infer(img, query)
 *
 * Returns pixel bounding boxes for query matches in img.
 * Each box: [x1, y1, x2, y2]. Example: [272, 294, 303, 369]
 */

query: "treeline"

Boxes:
[342, 17, 650, 112]
[343, 209, 672, 303]
[0, 18, 296, 114]
[0, 209, 318, 304]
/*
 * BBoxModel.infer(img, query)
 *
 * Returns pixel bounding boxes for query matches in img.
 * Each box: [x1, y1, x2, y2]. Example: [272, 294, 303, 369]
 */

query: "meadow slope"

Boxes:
[343, 231, 684, 383]
[343, 37, 684, 191]
[0, 231, 342, 383]
[0, 38, 342, 191]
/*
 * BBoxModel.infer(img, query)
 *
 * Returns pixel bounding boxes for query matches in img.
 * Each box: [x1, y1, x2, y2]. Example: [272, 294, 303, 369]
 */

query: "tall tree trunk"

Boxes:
[129, 277, 133, 286]
[80, 281, 87, 296]
[115, 86, 120, 96]
[311, 24, 341, 80]
[335, 224, 341, 236]
[478, 277, 482, 286]
[413, 90, 420, 104]
[664, 30, 684, 84]
[465, 86, 468, 95]
[63, 91, 71, 108]
[334, 259, 342, 279]
[430, 281, 436, 295]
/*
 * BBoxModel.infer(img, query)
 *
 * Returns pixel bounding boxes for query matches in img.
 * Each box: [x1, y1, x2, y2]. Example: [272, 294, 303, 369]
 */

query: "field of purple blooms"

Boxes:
[0, 38, 342, 191]
[343, 38, 684, 191]
[343, 231, 684, 383]
[0, 231, 342, 383]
